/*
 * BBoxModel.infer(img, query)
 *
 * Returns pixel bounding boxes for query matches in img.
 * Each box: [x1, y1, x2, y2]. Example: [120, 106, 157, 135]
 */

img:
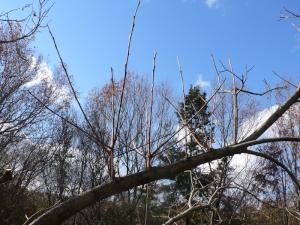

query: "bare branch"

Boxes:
[47, 26, 107, 150]
[114, 0, 141, 148]
[0, 0, 52, 44]
[28, 133, 300, 225]
[273, 71, 298, 88]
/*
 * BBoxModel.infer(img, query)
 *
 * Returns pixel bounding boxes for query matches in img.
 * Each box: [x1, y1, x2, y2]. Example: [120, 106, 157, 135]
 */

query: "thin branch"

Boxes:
[273, 71, 297, 88]
[114, 0, 141, 148]
[28, 133, 300, 225]
[237, 87, 286, 96]
[242, 84, 300, 142]
[0, 0, 52, 44]
[164, 95, 207, 152]
[280, 8, 300, 20]
[177, 56, 189, 156]
[152, 79, 225, 156]
[47, 26, 109, 152]
[147, 51, 157, 161]
[243, 149, 300, 191]
[27, 90, 109, 149]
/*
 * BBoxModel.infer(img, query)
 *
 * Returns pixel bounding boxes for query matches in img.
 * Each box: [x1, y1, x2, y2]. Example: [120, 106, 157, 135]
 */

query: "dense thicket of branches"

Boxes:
[1, 1, 300, 225]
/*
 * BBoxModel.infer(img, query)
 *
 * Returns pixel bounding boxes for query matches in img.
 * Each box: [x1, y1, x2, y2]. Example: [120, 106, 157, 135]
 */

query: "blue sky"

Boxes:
[1, 0, 300, 97]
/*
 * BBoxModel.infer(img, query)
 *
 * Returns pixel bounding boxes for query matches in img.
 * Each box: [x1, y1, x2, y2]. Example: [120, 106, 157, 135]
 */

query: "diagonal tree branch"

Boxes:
[29, 133, 300, 225]
[242, 85, 300, 142]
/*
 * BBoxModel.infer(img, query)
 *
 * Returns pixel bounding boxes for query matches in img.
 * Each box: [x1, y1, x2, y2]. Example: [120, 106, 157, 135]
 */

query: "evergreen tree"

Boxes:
[178, 85, 213, 155]
[159, 85, 215, 224]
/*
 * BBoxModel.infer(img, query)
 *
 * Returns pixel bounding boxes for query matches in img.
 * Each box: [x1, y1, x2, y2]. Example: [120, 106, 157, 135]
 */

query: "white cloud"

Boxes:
[25, 57, 71, 105]
[194, 74, 210, 89]
[176, 125, 192, 145]
[25, 59, 53, 88]
[205, 0, 219, 8]
[229, 104, 300, 184]
[238, 105, 279, 141]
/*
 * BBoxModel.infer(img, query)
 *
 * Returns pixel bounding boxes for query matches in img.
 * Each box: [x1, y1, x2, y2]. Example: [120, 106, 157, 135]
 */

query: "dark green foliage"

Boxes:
[0, 184, 37, 225]
[158, 85, 215, 224]
[175, 85, 214, 192]
[178, 85, 213, 154]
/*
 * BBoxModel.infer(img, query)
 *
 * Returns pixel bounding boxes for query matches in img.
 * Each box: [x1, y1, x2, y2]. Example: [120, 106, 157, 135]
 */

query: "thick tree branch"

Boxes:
[242, 85, 300, 142]
[243, 149, 300, 190]
[29, 84, 300, 225]
[29, 135, 300, 225]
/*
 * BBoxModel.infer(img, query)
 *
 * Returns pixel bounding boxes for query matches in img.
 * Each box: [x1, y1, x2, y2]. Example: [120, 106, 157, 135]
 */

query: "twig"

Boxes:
[27, 90, 109, 149]
[47, 26, 109, 152]
[114, 0, 141, 148]
[152, 79, 225, 156]
[273, 71, 297, 88]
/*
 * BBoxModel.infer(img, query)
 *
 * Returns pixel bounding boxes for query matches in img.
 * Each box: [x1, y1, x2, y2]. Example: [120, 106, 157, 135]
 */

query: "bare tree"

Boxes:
[0, 1, 295, 225]
[21, 0, 300, 225]
[26, 61, 300, 225]
[0, 0, 51, 44]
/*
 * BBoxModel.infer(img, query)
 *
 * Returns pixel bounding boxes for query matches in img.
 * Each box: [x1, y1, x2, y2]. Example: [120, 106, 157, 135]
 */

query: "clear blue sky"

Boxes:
[1, 0, 300, 96]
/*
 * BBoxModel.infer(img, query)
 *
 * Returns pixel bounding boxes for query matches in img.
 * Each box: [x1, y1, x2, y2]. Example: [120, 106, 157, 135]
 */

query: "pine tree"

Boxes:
[178, 85, 213, 155]
[159, 85, 215, 224]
